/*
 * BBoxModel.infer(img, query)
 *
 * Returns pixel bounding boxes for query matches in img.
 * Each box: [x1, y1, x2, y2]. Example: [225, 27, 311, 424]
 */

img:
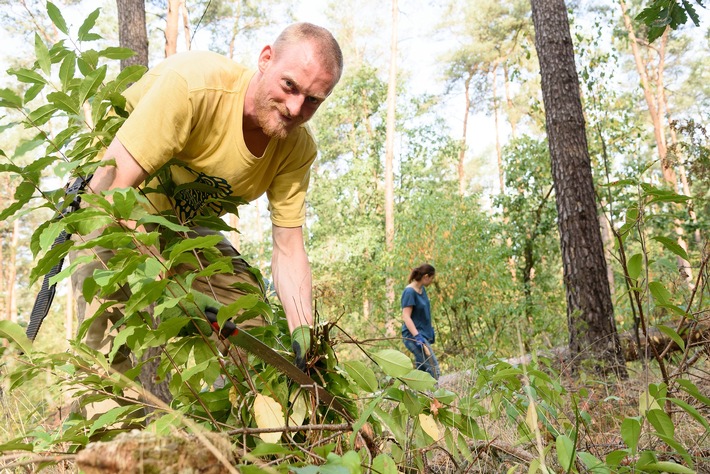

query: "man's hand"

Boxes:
[291, 325, 312, 371]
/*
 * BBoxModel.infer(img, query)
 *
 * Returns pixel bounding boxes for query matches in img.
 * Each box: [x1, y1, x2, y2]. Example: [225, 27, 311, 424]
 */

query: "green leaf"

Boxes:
[77, 9, 101, 42]
[372, 454, 398, 474]
[14, 135, 45, 158]
[59, 52, 77, 91]
[108, 326, 136, 363]
[667, 397, 710, 431]
[137, 214, 190, 232]
[77, 65, 107, 106]
[0, 88, 23, 108]
[24, 83, 44, 103]
[89, 406, 142, 436]
[47, 91, 80, 115]
[677, 379, 710, 406]
[47, 1, 69, 34]
[656, 303, 690, 318]
[250, 442, 299, 457]
[29, 239, 73, 284]
[647, 409, 674, 438]
[34, 33, 51, 75]
[342, 360, 379, 392]
[0, 439, 35, 452]
[78, 50, 100, 75]
[641, 462, 695, 473]
[181, 360, 211, 381]
[649, 281, 672, 305]
[556, 434, 575, 471]
[627, 253, 643, 280]
[652, 236, 689, 262]
[654, 432, 693, 466]
[605, 449, 629, 467]
[577, 451, 610, 473]
[27, 103, 59, 126]
[656, 324, 685, 352]
[0, 181, 36, 221]
[113, 65, 147, 92]
[168, 234, 224, 262]
[98, 47, 136, 60]
[400, 369, 437, 391]
[9, 67, 47, 84]
[371, 349, 413, 378]
[0, 320, 33, 355]
[647, 192, 691, 204]
[124, 279, 169, 315]
[621, 417, 641, 453]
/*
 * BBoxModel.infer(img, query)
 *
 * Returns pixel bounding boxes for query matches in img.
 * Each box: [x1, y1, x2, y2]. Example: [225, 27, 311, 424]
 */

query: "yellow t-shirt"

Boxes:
[116, 50, 317, 227]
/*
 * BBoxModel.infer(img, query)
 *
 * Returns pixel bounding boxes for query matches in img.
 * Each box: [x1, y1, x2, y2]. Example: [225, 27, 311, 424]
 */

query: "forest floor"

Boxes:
[1, 357, 709, 473]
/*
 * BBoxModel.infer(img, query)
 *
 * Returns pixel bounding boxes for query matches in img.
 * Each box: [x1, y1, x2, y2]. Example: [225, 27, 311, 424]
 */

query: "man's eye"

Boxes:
[307, 97, 320, 105]
[284, 80, 294, 89]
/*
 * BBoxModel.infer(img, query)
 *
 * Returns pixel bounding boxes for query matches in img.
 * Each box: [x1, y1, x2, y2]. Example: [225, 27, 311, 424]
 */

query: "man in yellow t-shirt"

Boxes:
[77, 22, 343, 372]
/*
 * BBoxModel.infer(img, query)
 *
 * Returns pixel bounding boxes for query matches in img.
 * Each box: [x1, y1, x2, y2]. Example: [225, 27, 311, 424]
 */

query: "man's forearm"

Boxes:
[272, 226, 313, 332]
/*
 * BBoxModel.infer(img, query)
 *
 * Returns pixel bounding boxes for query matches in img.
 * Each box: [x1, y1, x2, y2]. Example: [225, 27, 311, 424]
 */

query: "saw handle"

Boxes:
[204, 308, 239, 339]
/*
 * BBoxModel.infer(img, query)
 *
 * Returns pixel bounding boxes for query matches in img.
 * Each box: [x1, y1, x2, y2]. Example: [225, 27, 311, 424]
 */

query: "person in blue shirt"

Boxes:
[401, 263, 440, 379]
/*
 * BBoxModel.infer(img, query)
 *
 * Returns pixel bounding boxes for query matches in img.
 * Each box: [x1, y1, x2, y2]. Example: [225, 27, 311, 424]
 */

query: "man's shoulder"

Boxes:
[153, 51, 250, 88]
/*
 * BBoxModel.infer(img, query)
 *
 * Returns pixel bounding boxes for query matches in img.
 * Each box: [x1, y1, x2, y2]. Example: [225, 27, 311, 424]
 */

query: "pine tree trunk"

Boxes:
[530, 0, 627, 378]
[116, 0, 149, 69]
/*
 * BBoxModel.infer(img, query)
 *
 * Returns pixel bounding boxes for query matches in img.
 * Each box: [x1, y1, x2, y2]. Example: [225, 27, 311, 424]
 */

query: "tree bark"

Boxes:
[76, 430, 236, 474]
[116, 0, 149, 69]
[530, 0, 628, 378]
[165, 0, 181, 57]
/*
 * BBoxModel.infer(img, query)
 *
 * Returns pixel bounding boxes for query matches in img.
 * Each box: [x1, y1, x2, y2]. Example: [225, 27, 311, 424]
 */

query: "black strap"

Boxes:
[26, 175, 91, 341]
[26, 231, 69, 341]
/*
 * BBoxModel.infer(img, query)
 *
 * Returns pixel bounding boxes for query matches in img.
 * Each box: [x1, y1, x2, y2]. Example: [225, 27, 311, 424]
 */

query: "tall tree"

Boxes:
[530, 0, 628, 377]
[384, 0, 398, 315]
[441, 0, 532, 195]
[165, 0, 190, 56]
[116, 0, 149, 68]
[619, 0, 694, 284]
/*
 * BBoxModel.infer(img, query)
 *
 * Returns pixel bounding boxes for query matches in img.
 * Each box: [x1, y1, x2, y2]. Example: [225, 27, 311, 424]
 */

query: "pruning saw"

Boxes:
[204, 309, 352, 420]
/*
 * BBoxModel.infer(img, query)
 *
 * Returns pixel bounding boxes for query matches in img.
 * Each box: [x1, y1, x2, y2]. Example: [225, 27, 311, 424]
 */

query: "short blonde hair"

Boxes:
[274, 22, 343, 82]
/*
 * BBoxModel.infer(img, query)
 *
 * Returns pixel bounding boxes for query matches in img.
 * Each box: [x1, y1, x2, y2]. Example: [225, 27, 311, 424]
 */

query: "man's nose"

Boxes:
[285, 95, 304, 118]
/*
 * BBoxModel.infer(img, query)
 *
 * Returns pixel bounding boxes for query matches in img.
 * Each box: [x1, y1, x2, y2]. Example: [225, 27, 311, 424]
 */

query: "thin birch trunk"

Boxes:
[492, 62, 504, 195]
[8, 220, 19, 323]
[459, 74, 472, 196]
[619, 0, 692, 285]
[165, 0, 180, 57]
[384, 0, 398, 329]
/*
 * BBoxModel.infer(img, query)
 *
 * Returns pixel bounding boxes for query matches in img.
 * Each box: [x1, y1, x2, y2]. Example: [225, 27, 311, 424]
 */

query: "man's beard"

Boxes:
[252, 81, 297, 140]
[254, 100, 290, 140]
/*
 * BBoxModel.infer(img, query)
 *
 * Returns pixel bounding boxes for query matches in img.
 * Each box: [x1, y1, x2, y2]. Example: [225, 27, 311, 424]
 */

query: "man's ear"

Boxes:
[257, 45, 274, 72]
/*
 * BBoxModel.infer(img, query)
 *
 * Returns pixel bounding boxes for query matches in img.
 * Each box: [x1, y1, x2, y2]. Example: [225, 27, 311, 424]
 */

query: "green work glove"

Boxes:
[161, 287, 222, 336]
[291, 325, 312, 371]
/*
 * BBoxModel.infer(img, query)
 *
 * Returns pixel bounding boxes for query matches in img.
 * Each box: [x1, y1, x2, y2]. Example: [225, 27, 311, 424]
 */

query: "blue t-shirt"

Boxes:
[401, 286, 435, 343]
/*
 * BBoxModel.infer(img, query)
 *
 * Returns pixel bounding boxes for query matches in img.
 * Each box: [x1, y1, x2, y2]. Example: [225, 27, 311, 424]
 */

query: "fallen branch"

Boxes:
[227, 422, 352, 436]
